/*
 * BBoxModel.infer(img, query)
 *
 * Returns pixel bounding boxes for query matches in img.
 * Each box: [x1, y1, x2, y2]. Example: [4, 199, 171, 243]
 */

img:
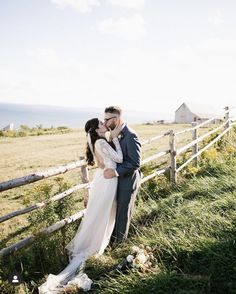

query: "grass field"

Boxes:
[0, 123, 193, 245]
[1, 123, 234, 293]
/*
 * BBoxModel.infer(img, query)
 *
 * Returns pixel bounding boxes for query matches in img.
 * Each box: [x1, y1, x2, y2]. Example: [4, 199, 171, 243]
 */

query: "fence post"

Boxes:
[169, 130, 177, 184]
[224, 106, 230, 130]
[80, 156, 90, 208]
[191, 122, 198, 167]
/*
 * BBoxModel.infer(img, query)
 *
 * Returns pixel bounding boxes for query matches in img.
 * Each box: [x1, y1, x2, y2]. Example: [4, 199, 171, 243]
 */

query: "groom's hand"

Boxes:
[104, 168, 116, 179]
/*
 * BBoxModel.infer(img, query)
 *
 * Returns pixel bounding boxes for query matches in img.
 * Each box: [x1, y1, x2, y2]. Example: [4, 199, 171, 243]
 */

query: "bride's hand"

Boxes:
[110, 120, 123, 139]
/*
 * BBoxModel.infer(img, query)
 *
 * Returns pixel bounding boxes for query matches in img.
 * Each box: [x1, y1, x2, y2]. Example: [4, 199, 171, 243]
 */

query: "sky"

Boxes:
[0, 0, 236, 115]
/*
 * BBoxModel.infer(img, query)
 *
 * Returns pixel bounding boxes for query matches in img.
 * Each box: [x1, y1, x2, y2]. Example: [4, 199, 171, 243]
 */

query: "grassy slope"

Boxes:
[0, 124, 192, 181]
[83, 130, 236, 293]
[0, 124, 192, 245]
[1, 124, 235, 293]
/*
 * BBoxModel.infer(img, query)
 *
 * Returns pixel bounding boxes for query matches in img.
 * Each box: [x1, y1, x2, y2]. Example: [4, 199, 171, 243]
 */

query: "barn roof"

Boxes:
[175, 102, 219, 118]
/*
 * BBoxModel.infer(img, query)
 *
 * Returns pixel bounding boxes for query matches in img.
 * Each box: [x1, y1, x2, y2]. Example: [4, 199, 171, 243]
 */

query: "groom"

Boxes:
[103, 106, 142, 244]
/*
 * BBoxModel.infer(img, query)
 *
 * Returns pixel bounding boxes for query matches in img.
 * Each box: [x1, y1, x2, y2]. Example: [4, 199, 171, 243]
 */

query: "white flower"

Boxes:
[134, 252, 148, 266]
[126, 254, 134, 263]
[131, 245, 140, 253]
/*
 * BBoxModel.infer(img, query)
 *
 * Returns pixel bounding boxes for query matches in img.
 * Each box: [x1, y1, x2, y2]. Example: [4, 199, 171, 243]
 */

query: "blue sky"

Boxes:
[0, 0, 236, 115]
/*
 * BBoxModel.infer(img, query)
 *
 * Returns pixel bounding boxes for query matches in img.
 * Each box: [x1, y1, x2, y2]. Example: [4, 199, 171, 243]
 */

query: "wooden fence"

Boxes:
[1, 106, 236, 257]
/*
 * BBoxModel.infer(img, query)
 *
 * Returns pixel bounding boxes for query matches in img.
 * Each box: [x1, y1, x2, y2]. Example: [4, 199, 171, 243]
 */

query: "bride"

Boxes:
[38, 118, 123, 293]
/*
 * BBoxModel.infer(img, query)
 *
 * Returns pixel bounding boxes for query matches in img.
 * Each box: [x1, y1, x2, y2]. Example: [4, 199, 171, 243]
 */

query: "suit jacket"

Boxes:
[116, 125, 141, 191]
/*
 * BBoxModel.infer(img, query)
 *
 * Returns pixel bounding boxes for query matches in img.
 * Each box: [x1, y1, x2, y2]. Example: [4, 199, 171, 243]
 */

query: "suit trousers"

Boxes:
[111, 180, 140, 244]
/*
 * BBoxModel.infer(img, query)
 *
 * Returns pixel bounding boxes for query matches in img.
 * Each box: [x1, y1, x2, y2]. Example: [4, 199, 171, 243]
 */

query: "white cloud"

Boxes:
[107, 0, 145, 9]
[50, 0, 100, 13]
[208, 10, 224, 25]
[97, 14, 146, 40]
[26, 48, 59, 66]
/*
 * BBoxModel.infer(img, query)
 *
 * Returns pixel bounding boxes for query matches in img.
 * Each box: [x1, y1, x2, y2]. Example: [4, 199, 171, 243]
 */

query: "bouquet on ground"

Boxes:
[116, 244, 160, 273]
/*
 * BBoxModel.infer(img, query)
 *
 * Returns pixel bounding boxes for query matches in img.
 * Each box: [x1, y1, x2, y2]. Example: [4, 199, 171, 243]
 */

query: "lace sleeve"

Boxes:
[96, 139, 123, 163]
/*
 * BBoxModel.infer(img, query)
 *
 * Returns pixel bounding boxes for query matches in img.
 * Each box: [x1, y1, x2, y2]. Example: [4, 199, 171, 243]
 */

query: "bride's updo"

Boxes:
[85, 118, 100, 166]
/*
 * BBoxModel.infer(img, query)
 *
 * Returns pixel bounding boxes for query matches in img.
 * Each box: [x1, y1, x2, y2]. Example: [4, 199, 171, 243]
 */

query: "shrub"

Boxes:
[0, 177, 79, 293]
[17, 131, 27, 137]
[57, 126, 69, 130]
[202, 147, 218, 163]
[4, 130, 15, 137]
[20, 125, 31, 131]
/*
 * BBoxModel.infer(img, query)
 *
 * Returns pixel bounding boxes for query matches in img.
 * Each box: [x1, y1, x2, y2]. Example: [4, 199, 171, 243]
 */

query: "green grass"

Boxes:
[84, 130, 236, 293]
[0, 125, 71, 138]
[0, 123, 192, 248]
[1, 126, 236, 293]
[78, 187, 236, 294]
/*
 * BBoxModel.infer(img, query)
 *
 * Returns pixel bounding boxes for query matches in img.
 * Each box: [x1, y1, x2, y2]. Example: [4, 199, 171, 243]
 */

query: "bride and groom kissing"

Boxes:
[39, 106, 142, 293]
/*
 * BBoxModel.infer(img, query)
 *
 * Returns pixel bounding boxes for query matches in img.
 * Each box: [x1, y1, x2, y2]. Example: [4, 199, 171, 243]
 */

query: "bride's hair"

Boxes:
[85, 118, 100, 166]
[84, 118, 116, 166]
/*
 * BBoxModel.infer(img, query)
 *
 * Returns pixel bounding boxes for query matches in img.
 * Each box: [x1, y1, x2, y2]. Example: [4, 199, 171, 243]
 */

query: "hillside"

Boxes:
[89, 128, 236, 293]
[0, 125, 236, 293]
[82, 128, 236, 293]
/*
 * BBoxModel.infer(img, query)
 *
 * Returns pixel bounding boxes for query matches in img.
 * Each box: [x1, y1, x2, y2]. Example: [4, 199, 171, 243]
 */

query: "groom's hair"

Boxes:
[104, 106, 122, 116]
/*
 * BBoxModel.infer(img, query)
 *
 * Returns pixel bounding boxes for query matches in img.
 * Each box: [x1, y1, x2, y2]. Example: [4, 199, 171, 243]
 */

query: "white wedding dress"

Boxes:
[38, 138, 123, 293]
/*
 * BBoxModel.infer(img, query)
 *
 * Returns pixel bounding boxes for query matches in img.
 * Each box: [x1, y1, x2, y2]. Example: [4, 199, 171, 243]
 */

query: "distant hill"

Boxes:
[0, 102, 173, 129]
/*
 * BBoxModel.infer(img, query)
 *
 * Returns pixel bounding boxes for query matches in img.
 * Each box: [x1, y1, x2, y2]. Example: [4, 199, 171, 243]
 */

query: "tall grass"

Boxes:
[89, 128, 236, 293]
[1, 127, 236, 293]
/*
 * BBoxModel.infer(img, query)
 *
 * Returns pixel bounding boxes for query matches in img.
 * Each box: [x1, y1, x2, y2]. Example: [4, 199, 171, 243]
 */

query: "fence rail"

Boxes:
[175, 114, 223, 135]
[176, 126, 231, 172]
[0, 183, 89, 223]
[0, 210, 86, 257]
[141, 131, 170, 145]
[176, 119, 229, 155]
[0, 160, 87, 192]
[141, 150, 169, 166]
[0, 106, 235, 257]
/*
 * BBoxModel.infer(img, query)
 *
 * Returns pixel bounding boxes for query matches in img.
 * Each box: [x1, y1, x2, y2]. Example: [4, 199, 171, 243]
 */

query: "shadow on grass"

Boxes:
[1, 217, 236, 294]
[94, 271, 210, 294]
[173, 231, 236, 294]
[92, 228, 236, 294]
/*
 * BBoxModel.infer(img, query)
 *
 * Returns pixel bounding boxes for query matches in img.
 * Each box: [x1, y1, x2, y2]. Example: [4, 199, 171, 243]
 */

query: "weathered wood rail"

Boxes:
[0, 106, 235, 257]
[0, 160, 87, 192]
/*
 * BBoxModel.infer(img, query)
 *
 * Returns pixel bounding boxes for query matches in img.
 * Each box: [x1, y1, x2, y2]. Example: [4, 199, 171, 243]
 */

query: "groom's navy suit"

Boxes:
[112, 125, 141, 243]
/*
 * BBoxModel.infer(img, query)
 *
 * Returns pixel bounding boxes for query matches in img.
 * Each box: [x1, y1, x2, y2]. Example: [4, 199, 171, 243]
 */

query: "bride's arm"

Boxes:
[96, 139, 123, 163]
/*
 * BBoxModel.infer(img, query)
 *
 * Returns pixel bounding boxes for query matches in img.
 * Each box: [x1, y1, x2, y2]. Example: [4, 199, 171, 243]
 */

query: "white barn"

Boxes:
[175, 102, 218, 124]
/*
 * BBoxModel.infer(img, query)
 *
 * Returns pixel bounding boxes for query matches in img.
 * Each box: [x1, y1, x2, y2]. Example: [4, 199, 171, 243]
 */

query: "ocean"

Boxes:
[0, 102, 173, 129]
